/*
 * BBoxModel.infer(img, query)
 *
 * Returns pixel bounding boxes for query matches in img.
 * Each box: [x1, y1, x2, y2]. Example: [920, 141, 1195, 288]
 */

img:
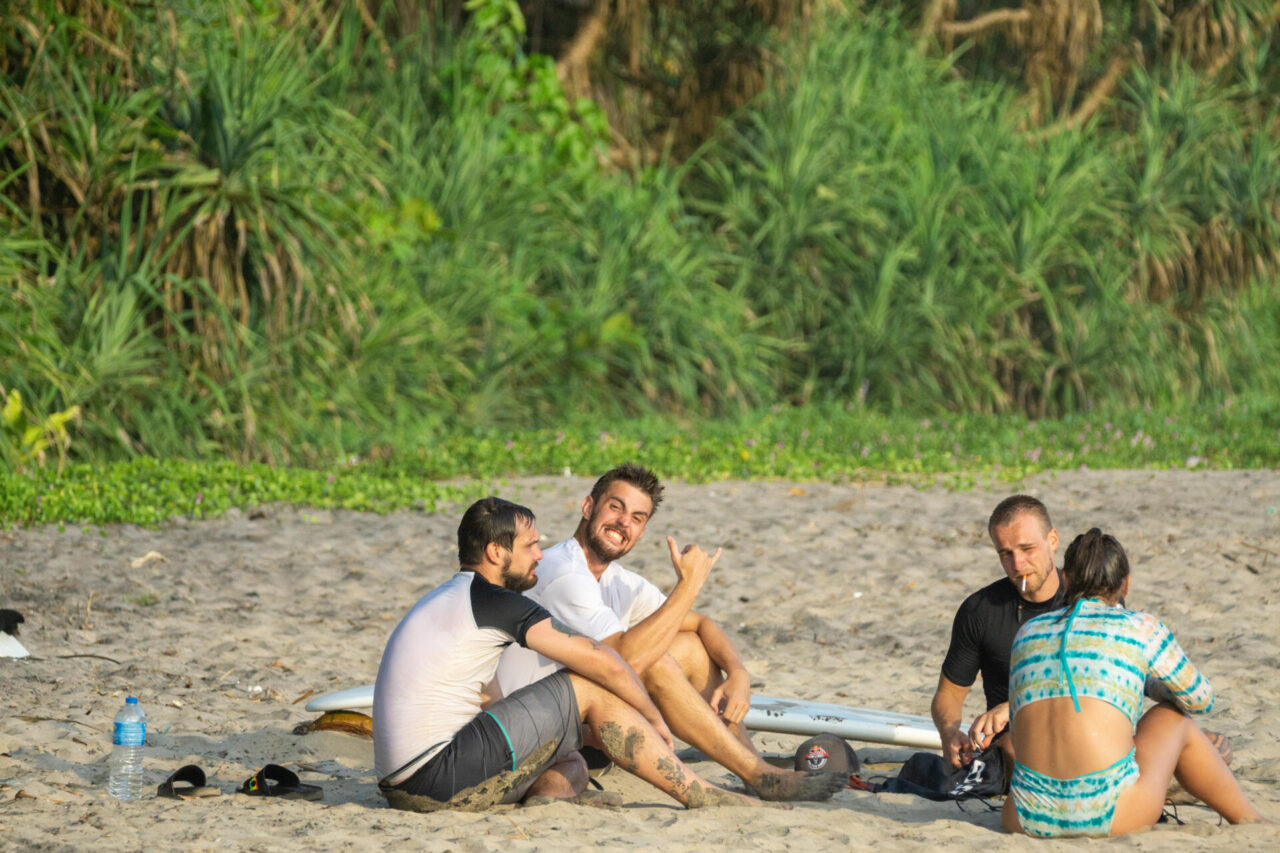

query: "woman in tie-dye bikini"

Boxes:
[1002, 528, 1264, 837]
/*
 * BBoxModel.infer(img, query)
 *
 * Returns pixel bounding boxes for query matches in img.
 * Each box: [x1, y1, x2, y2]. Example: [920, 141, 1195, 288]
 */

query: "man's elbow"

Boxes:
[595, 650, 633, 685]
[930, 687, 962, 731]
[623, 651, 656, 676]
[929, 696, 947, 730]
[576, 644, 627, 681]
[612, 638, 652, 675]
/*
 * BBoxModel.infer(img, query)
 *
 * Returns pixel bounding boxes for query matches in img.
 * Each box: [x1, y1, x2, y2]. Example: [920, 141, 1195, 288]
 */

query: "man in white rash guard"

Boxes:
[495, 463, 847, 802]
[373, 496, 760, 811]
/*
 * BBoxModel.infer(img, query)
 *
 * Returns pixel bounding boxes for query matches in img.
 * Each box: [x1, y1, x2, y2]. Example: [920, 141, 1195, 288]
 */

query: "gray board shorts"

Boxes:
[380, 670, 582, 811]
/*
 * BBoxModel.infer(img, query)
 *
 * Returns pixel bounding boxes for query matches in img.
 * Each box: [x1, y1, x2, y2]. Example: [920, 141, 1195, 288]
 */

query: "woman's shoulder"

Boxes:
[1119, 606, 1162, 625]
[1026, 606, 1068, 623]
[1110, 607, 1175, 642]
[1015, 606, 1069, 639]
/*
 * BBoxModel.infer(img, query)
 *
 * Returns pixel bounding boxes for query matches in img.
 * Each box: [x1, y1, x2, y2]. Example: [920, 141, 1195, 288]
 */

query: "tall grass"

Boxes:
[3, 2, 1279, 468]
[313, 19, 780, 439]
[2, 3, 372, 462]
[689, 8, 1280, 416]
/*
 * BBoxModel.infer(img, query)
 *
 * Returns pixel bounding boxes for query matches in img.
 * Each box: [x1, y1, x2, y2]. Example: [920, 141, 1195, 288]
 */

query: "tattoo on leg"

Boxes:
[595, 722, 643, 772]
[656, 756, 690, 800]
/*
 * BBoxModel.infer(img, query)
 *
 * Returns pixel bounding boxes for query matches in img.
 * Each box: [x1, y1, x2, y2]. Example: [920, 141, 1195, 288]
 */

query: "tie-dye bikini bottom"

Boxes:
[1011, 749, 1140, 838]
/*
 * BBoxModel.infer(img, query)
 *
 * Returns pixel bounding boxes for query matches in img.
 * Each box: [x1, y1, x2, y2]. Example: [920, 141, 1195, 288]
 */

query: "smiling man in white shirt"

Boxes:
[496, 463, 845, 802]
[373, 496, 757, 810]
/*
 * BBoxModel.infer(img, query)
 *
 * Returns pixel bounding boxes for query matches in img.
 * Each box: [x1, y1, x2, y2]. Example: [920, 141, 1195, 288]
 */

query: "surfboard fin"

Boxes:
[293, 710, 373, 737]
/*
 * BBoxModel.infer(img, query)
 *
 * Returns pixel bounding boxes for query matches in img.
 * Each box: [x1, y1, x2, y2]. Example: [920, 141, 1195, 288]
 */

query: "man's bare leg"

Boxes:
[668, 631, 760, 755]
[523, 751, 588, 800]
[567, 674, 761, 808]
[645, 633, 846, 802]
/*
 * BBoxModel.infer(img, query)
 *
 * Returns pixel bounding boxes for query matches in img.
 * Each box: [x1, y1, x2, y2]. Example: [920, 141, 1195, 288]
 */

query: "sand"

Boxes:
[2, 470, 1278, 850]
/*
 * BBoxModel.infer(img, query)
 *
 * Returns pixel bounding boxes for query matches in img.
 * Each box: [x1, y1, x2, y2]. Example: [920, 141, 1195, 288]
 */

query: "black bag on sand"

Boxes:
[875, 731, 1007, 803]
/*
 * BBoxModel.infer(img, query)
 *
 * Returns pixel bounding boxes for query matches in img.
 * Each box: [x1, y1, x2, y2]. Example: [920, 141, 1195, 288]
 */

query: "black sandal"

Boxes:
[238, 764, 323, 801]
[157, 764, 221, 799]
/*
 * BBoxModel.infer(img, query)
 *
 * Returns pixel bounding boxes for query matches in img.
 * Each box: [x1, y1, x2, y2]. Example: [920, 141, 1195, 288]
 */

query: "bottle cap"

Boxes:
[126, 697, 138, 704]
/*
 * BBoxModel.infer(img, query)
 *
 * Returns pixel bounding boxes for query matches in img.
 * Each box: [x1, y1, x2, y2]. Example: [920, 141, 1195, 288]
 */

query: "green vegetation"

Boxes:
[1, 389, 79, 473]
[4, 399, 1276, 526]
[0, 454, 484, 526]
[3, 2, 1278, 503]
[693, 20, 1280, 415]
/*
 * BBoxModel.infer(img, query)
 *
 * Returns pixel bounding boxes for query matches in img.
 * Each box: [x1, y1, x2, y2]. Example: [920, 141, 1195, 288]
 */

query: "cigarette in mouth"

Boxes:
[1022, 577, 1027, 592]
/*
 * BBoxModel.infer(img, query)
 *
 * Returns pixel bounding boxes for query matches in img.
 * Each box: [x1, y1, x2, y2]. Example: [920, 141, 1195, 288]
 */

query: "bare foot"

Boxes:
[1229, 812, 1272, 826]
[684, 782, 767, 808]
[749, 769, 847, 802]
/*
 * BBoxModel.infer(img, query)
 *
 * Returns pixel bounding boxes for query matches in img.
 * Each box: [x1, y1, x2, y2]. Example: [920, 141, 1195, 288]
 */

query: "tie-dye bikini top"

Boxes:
[1009, 598, 1214, 728]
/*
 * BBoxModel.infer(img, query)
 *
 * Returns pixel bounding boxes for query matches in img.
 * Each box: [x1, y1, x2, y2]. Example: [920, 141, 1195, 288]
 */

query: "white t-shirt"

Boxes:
[373, 570, 550, 783]
[495, 537, 665, 694]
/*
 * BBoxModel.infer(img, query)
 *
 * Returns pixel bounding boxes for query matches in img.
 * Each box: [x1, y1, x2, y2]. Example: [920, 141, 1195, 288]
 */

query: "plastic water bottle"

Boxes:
[109, 697, 146, 801]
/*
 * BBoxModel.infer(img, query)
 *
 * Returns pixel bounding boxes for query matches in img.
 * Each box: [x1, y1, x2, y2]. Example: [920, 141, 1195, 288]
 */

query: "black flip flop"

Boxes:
[238, 764, 323, 801]
[157, 764, 221, 799]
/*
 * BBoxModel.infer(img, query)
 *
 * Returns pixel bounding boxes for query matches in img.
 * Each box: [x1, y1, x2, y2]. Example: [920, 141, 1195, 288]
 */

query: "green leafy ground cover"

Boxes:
[4, 4, 1280, 469]
[4, 400, 1276, 527]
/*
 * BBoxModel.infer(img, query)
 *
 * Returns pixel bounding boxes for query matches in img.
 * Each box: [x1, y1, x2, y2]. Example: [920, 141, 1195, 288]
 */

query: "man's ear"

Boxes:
[483, 540, 506, 566]
[1048, 527, 1060, 551]
[581, 495, 594, 522]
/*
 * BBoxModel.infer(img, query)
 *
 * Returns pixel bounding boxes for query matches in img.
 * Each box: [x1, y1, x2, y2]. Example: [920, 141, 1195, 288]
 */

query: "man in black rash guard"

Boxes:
[930, 495, 1234, 775]
[373, 496, 758, 811]
[931, 495, 1066, 769]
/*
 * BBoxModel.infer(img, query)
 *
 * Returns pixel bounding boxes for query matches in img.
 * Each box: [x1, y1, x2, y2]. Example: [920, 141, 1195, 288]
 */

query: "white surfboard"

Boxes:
[305, 685, 947, 750]
[744, 695, 944, 750]
[0, 632, 28, 659]
[306, 684, 376, 714]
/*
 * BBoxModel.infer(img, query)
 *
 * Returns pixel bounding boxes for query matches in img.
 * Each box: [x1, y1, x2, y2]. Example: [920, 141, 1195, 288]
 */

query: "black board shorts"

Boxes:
[380, 670, 582, 811]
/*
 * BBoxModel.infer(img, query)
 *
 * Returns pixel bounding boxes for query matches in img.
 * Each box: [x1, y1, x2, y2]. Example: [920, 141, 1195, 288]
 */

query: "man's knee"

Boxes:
[562, 749, 588, 778]
[641, 653, 686, 695]
[668, 631, 713, 668]
[1137, 701, 1190, 734]
[667, 632, 721, 696]
[524, 751, 588, 800]
[548, 750, 589, 791]
[567, 672, 599, 715]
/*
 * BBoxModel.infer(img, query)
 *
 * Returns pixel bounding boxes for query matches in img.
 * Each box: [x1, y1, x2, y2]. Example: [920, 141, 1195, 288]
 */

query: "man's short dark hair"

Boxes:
[589, 462, 664, 516]
[458, 497, 535, 567]
[988, 494, 1053, 535]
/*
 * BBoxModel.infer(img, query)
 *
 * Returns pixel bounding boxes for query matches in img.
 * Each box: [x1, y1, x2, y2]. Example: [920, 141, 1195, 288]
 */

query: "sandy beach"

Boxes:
[2, 470, 1278, 850]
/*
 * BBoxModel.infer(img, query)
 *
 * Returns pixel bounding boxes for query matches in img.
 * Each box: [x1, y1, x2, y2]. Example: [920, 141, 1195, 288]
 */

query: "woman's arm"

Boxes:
[1144, 614, 1214, 714]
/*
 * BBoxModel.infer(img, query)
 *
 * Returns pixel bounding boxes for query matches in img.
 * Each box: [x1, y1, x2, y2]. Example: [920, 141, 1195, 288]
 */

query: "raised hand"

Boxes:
[665, 536, 721, 591]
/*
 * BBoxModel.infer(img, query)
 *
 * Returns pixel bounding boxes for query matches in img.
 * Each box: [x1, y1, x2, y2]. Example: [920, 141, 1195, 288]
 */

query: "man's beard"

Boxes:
[584, 519, 631, 564]
[500, 555, 537, 592]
